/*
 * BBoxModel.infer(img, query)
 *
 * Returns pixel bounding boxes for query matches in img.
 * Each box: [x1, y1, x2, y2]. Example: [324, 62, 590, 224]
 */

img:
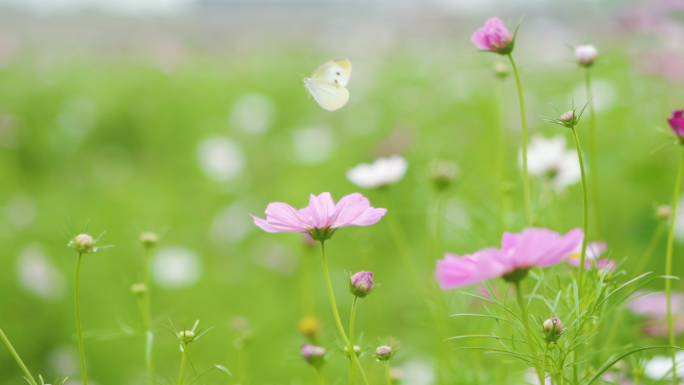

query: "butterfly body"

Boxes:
[303, 58, 352, 111]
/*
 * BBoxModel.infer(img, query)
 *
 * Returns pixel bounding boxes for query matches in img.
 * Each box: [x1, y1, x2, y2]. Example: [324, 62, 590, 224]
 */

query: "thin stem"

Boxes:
[585, 69, 602, 239]
[634, 220, 666, 277]
[178, 344, 187, 385]
[349, 297, 359, 385]
[74, 253, 88, 385]
[143, 246, 154, 384]
[507, 53, 532, 226]
[514, 282, 544, 385]
[496, 79, 508, 233]
[318, 241, 369, 385]
[317, 369, 326, 385]
[571, 127, 590, 295]
[665, 148, 684, 385]
[0, 327, 37, 385]
[384, 361, 392, 385]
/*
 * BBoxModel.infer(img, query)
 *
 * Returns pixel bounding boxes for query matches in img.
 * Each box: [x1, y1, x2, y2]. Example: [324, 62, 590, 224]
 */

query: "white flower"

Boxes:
[197, 136, 245, 182]
[229, 93, 276, 135]
[4, 193, 37, 228]
[575, 45, 599, 66]
[292, 126, 336, 165]
[17, 244, 65, 300]
[644, 352, 684, 380]
[399, 359, 435, 385]
[522, 135, 580, 191]
[347, 155, 408, 188]
[152, 246, 202, 289]
[210, 203, 252, 245]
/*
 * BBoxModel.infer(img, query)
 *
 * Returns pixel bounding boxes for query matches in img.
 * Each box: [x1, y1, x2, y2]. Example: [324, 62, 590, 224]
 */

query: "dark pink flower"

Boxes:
[436, 228, 583, 289]
[471, 18, 514, 54]
[668, 110, 684, 138]
[251, 192, 386, 241]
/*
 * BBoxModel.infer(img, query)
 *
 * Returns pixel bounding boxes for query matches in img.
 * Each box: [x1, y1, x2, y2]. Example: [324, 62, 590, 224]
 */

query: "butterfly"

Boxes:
[303, 58, 352, 111]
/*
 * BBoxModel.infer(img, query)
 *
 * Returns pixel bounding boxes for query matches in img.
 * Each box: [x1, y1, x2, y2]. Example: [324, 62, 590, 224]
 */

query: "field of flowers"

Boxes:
[1, 3, 684, 385]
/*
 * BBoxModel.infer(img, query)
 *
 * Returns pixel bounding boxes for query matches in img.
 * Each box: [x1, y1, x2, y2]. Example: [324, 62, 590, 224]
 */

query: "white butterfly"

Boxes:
[303, 58, 352, 111]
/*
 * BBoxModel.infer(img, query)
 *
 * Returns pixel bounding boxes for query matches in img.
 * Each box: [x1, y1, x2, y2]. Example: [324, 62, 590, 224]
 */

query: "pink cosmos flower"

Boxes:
[251, 192, 386, 241]
[668, 110, 684, 138]
[350, 271, 374, 298]
[471, 18, 514, 54]
[436, 228, 583, 289]
[627, 291, 684, 336]
[566, 241, 615, 270]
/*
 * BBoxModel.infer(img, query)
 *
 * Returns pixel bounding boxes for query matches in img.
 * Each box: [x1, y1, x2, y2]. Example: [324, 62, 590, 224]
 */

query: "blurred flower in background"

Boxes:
[292, 126, 336, 165]
[210, 202, 253, 246]
[229, 93, 276, 135]
[627, 291, 684, 336]
[523, 135, 580, 191]
[197, 136, 245, 182]
[347, 155, 408, 189]
[152, 246, 203, 289]
[17, 244, 65, 301]
[399, 359, 435, 385]
[4, 193, 37, 229]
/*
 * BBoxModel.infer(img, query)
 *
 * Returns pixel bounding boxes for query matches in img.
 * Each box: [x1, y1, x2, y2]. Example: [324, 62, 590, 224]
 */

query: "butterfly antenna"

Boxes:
[291, 70, 304, 77]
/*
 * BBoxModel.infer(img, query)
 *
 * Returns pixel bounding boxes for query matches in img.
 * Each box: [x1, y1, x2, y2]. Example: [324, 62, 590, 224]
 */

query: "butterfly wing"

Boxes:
[311, 58, 352, 87]
[304, 78, 350, 111]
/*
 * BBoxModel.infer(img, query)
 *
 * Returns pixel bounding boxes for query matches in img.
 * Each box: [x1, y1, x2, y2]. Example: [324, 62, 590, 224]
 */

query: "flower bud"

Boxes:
[298, 316, 321, 339]
[657, 205, 671, 221]
[427, 159, 460, 192]
[375, 345, 394, 361]
[71, 233, 95, 253]
[131, 283, 147, 296]
[342, 345, 361, 358]
[139, 232, 158, 248]
[179, 330, 195, 343]
[493, 62, 509, 78]
[302, 344, 326, 368]
[560, 111, 574, 123]
[350, 271, 374, 298]
[543, 318, 564, 342]
[574, 45, 598, 67]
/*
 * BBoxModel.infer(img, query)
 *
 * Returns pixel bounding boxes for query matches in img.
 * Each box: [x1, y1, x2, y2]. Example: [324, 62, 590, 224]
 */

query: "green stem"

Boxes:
[585, 69, 602, 240]
[571, 127, 590, 295]
[318, 241, 369, 385]
[496, 79, 508, 233]
[384, 361, 392, 385]
[514, 282, 544, 385]
[349, 297, 359, 385]
[317, 369, 326, 385]
[634, 220, 666, 277]
[178, 344, 187, 385]
[74, 253, 88, 385]
[143, 246, 155, 384]
[0, 327, 37, 385]
[507, 53, 532, 226]
[665, 149, 684, 385]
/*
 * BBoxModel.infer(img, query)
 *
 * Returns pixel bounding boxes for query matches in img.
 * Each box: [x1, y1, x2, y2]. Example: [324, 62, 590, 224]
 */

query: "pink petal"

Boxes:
[264, 202, 311, 230]
[251, 215, 303, 233]
[330, 193, 370, 227]
[436, 248, 501, 289]
[349, 207, 387, 227]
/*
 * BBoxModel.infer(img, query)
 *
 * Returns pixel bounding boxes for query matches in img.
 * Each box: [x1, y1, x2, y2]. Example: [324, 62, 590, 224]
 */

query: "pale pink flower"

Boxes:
[627, 291, 684, 336]
[471, 18, 514, 54]
[566, 241, 615, 270]
[251, 192, 387, 241]
[436, 228, 583, 289]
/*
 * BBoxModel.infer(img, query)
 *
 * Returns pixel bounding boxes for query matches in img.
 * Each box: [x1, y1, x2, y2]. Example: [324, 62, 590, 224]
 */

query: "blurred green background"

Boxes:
[1, 1, 684, 384]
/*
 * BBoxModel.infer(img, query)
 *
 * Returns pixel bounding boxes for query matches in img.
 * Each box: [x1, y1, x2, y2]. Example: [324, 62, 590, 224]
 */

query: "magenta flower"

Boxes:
[436, 228, 583, 289]
[251, 192, 387, 241]
[668, 110, 684, 138]
[471, 18, 514, 54]
[350, 271, 374, 298]
[566, 241, 615, 270]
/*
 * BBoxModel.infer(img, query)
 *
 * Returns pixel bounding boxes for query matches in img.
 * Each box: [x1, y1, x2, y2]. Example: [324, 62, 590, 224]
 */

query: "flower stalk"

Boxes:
[570, 126, 590, 295]
[74, 252, 88, 385]
[0, 326, 37, 385]
[585, 69, 602, 239]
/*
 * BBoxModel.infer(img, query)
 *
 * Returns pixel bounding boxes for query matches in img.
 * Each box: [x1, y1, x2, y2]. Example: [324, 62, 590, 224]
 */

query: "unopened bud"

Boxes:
[493, 62, 509, 78]
[350, 271, 374, 298]
[140, 232, 158, 247]
[302, 344, 326, 368]
[560, 111, 574, 123]
[70, 233, 95, 254]
[543, 318, 564, 342]
[179, 330, 195, 343]
[427, 159, 460, 191]
[375, 345, 394, 361]
[575, 45, 598, 67]
[298, 316, 321, 339]
[131, 283, 147, 295]
[657, 205, 671, 220]
[343, 345, 361, 358]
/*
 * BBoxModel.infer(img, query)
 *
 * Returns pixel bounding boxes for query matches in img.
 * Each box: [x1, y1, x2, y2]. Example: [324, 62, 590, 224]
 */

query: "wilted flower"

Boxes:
[347, 155, 408, 189]
[375, 345, 394, 361]
[575, 45, 599, 66]
[350, 271, 374, 298]
[302, 344, 326, 368]
[251, 192, 387, 241]
[298, 316, 321, 339]
[436, 228, 583, 289]
[471, 18, 515, 55]
[523, 135, 581, 191]
[543, 318, 564, 342]
[668, 110, 684, 139]
[566, 241, 615, 270]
